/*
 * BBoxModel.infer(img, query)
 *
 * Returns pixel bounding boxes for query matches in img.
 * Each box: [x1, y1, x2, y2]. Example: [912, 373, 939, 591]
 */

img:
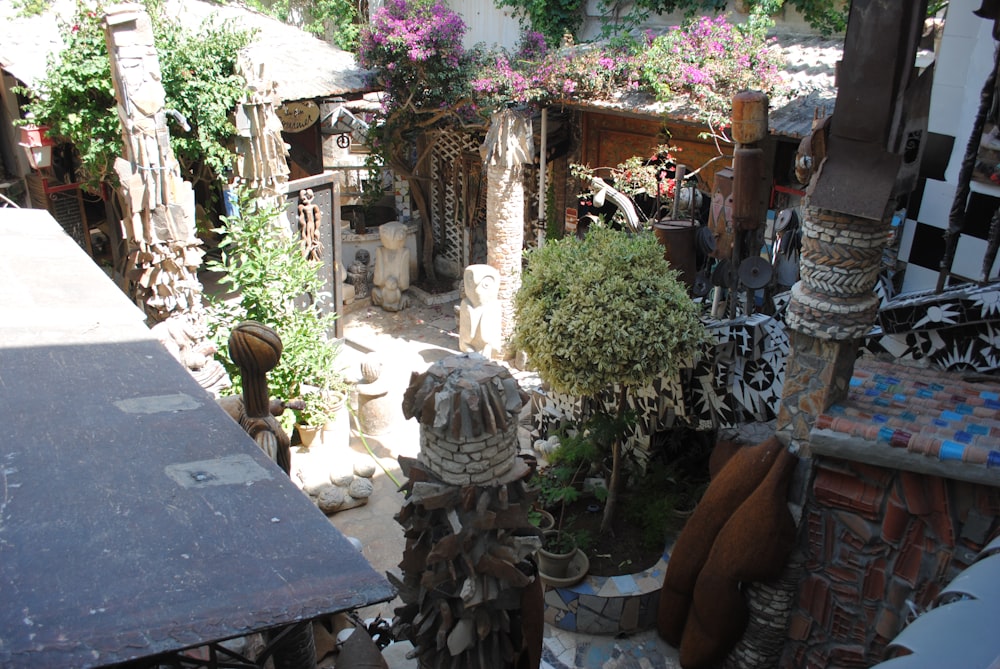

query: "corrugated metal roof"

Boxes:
[0, 0, 373, 102]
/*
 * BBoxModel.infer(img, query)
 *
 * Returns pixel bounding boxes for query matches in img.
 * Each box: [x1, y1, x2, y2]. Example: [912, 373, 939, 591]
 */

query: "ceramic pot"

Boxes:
[297, 424, 322, 447]
[531, 509, 555, 532]
[537, 530, 577, 579]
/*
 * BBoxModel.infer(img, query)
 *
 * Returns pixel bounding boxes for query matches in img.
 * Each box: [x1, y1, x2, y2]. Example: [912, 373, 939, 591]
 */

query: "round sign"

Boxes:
[276, 101, 320, 133]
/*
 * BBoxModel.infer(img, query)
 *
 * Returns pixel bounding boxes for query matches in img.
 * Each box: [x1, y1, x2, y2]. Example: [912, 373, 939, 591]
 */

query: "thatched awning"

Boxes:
[0, 0, 373, 102]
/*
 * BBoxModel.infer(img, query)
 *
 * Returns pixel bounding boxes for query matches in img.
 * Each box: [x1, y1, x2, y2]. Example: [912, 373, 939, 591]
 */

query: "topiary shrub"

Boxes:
[511, 225, 707, 532]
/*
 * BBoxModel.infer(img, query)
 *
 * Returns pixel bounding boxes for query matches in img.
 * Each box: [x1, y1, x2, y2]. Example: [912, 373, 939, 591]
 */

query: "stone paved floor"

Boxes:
[300, 295, 679, 668]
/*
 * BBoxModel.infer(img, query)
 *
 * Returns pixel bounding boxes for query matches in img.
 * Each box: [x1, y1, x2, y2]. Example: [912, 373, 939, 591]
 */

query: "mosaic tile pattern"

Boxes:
[815, 357, 1000, 468]
[541, 626, 681, 669]
[864, 283, 1000, 373]
[542, 547, 672, 638]
[529, 314, 790, 467]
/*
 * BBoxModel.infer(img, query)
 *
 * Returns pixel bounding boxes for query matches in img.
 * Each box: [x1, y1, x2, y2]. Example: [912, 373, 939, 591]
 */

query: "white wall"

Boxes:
[579, 0, 817, 41]
[444, 0, 821, 53]
[444, 0, 523, 50]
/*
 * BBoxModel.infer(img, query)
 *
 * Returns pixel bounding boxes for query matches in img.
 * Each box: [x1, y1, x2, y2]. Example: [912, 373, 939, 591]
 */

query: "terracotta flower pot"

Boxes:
[297, 424, 322, 447]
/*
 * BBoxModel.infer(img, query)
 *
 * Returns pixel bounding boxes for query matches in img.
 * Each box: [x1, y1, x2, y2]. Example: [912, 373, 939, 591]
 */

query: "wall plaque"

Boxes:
[277, 100, 320, 133]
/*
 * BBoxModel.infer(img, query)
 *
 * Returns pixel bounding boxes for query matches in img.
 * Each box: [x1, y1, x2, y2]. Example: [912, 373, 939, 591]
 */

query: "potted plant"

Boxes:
[512, 225, 708, 535]
[295, 381, 350, 447]
[533, 424, 602, 582]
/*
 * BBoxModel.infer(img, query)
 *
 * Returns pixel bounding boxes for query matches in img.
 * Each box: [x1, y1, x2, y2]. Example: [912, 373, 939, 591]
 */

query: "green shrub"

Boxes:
[513, 226, 707, 532]
[206, 187, 344, 428]
[19, 2, 250, 189]
[513, 226, 706, 397]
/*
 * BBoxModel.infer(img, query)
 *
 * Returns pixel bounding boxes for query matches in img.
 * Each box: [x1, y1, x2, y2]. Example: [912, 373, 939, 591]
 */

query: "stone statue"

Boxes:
[371, 221, 410, 312]
[459, 264, 502, 359]
[346, 248, 372, 299]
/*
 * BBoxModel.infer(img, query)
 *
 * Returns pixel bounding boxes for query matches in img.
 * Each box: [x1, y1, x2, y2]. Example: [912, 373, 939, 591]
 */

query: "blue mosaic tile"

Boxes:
[611, 575, 641, 595]
[558, 588, 581, 605]
[555, 611, 576, 632]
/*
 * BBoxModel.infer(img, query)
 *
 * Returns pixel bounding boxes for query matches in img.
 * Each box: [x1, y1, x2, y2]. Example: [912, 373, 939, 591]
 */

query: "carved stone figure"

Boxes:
[355, 353, 402, 436]
[346, 248, 372, 299]
[371, 221, 410, 312]
[459, 264, 502, 359]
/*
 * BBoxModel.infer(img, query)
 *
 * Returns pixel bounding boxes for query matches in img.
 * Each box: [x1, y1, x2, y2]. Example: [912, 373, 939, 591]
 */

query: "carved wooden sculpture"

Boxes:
[227, 321, 292, 475]
[298, 189, 323, 262]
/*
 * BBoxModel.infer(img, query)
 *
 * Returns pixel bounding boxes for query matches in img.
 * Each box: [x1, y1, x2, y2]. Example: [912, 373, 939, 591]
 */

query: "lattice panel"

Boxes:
[428, 130, 480, 271]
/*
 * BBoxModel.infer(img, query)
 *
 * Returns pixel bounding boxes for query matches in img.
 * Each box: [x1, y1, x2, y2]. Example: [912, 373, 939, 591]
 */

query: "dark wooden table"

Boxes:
[0, 209, 394, 667]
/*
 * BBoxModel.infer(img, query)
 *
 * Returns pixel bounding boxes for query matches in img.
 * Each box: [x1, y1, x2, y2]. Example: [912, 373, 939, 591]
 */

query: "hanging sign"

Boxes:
[276, 100, 320, 133]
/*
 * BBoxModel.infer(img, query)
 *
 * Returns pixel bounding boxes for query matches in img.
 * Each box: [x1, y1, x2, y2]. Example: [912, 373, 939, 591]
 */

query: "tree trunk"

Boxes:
[408, 175, 436, 282]
[600, 384, 629, 534]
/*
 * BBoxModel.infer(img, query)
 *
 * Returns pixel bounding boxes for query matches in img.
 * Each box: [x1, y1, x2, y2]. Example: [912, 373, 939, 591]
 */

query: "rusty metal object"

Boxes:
[738, 256, 773, 289]
[808, 0, 926, 220]
[731, 91, 769, 145]
[708, 168, 735, 260]
[939, 43, 1000, 291]
[732, 147, 764, 231]
[653, 221, 698, 290]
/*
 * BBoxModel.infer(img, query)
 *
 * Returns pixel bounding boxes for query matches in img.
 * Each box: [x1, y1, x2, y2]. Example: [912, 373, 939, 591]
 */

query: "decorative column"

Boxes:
[776, 0, 929, 451]
[391, 353, 543, 669]
[482, 109, 532, 356]
[778, 205, 892, 447]
[104, 5, 226, 394]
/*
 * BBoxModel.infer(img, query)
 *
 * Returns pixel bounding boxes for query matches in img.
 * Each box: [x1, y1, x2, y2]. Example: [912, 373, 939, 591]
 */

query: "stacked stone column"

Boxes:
[778, 203, 893, 448]
[391, 354, 543, 669]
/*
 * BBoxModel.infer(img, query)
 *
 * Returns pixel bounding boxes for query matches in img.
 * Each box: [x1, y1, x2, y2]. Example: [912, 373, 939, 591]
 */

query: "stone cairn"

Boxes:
[390, 353, 543, 669]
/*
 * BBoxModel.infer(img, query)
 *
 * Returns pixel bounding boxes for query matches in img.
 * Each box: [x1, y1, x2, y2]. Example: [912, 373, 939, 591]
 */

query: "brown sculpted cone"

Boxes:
[657, 437, 784, 646]
[678, 446, 798, 668]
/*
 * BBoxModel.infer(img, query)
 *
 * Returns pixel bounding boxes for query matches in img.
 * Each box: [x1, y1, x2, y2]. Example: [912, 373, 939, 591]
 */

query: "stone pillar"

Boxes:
[392, 353, 543, 669]
[483, 109, 532, 355]
[778, 204, 892, 449]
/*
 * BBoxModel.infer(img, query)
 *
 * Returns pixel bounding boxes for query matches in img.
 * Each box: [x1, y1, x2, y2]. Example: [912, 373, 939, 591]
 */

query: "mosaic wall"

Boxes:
[528, 312, 790, 470]
[529, 283, 1000, 469]
[780, 459, 1000, 668]
[863, 282, 1000, 374]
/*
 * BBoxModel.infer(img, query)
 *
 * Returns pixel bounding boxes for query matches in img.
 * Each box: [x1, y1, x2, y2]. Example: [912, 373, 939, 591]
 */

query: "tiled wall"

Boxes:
[780, 458, 1000, 667]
